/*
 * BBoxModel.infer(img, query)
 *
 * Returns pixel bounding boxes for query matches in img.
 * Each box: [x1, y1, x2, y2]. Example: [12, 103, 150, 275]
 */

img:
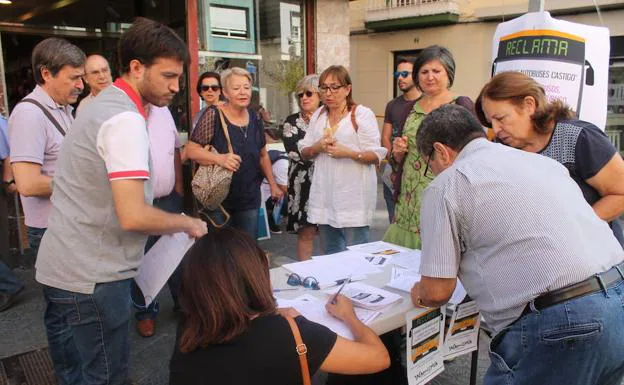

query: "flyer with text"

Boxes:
[405, 307, 446, 385]
[443, 300, 480, 360]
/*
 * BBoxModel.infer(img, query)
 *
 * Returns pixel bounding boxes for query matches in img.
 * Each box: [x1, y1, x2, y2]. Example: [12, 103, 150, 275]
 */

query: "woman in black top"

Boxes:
[477, 71, 624, 247]
[186, 67, 284, 237]
[283, 74, 322, 260]
[170, 228, 390, 385]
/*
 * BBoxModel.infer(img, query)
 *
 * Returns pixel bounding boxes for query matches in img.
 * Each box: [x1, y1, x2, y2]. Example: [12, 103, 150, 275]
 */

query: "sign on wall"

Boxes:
[491, 12, 610, 129]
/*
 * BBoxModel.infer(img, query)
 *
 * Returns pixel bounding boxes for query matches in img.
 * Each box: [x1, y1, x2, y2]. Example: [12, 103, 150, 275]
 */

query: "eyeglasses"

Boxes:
[287, 273, 320, 290]
[297, 90, 315, 99]
[200, 85, 221, 92]
[423, 148, 435, 179]
[319, 84, 345, 94]
[394, 71, 410, 79]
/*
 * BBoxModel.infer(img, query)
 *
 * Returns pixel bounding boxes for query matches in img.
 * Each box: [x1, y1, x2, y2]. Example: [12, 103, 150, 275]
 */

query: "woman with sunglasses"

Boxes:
[299, 66, 387, 255]
[192, 71, 223, 129]
[283, 74, 322, 260]
[170, 228, 390, 385]
[476, 71, 624, 247]
[384, 45, 475, 249]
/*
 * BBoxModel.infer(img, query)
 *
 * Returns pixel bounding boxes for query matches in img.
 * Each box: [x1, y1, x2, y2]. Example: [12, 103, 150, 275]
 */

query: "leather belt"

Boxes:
[521, 261, 624, 317]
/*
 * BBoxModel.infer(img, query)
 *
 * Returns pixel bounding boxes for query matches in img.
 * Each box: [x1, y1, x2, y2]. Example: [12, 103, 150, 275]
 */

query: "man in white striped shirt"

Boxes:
[410, 104, 624, 385]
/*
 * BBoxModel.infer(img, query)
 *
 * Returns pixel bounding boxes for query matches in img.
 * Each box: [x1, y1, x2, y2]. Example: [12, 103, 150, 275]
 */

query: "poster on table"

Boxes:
[491, 11, 610, 129]
[443, 299, 480, 360]
[405, 307, 446, 385]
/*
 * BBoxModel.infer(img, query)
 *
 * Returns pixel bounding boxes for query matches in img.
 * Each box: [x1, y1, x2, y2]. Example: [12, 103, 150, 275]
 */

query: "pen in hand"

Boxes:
[330, 275, 351, 304]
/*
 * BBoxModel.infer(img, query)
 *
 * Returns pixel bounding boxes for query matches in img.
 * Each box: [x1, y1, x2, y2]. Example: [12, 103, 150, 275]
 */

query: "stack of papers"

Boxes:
[277, 294, 380, 340]
[325, 282, 403, 311]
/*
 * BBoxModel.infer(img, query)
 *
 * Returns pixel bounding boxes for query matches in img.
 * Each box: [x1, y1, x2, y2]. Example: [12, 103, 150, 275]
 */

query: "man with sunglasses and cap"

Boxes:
[381, 58, 421, 223]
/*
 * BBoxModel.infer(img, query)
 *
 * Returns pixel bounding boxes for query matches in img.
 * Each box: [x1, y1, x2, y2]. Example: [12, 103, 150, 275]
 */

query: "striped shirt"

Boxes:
[419, 138, 624, 333]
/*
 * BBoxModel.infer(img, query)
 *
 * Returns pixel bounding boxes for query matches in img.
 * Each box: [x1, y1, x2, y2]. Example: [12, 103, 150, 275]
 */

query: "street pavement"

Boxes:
[0, 184, 492, 385]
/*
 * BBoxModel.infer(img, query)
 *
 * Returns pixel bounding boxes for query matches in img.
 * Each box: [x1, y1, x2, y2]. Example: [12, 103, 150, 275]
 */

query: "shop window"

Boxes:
[199, 0, 306, 131]
[209, 5, 249, 39]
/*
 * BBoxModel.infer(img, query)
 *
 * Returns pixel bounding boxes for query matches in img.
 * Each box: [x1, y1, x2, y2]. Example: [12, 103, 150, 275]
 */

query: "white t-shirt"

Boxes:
[298, 105, 387, 228]
[261, 157, 288, 201]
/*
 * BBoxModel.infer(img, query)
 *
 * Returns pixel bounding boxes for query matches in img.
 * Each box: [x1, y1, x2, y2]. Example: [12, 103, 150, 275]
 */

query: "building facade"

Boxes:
[348, 0, 624, 153]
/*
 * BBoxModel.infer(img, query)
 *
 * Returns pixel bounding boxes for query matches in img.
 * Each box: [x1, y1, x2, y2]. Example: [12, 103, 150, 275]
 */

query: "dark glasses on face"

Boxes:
[200, 85, 221, 92]
[423, 147, 434, 179]
[394, 71, 410, 79]
[297, 90, 315, 99]
[287, 273, 320, 290]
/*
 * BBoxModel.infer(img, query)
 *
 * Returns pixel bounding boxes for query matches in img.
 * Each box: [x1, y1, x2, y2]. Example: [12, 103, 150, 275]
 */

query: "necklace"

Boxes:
[237, 124, 248, 139]
[325, 104, 349, 136]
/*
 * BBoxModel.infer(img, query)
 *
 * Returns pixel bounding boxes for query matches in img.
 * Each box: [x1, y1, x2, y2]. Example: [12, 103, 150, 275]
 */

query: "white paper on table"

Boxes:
[134, 232, 194, 306]
[386, 267, 422, 292]
[275, 294, 380, 340]
[390, 250, 422, 272]
[283, 254, 381, 288]
[314, 249, 392, 269]
[443, 300, 480, 360]
[347, 241, 412, 254]
[324, 281, 403, 310]
[278, 293, 381, 325]
[386, 268, 467, 305]
[405, 307, 446, 385]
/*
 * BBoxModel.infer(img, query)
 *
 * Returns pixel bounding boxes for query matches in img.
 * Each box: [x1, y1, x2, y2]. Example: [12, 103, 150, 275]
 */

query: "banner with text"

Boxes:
[491, 12, 610, 129]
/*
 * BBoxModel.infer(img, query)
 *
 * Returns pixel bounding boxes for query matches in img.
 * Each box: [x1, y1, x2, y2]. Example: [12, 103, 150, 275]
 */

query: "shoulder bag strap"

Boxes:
[216, 107, 234, 154]
[350, 104, 359, 133]
[20, 98, 66, 136]
[283, 315, 311, 385]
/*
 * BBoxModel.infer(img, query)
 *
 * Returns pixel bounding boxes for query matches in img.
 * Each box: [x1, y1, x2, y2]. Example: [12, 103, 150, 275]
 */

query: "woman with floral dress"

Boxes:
[283, 74, 321, 260]
[384, 45, 475, 249]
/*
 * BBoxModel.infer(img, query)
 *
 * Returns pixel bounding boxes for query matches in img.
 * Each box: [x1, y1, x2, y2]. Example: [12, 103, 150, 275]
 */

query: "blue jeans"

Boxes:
[318, 225, 370, 255]
[43, 279, 132, 385]
[0, 260, 22, 295]
[131, 192, 183, 321]
[383, 183, 395, 223]
[485, 279, 624, 385]
[27, 226, 46, 257]
[205, 207, 259, 239]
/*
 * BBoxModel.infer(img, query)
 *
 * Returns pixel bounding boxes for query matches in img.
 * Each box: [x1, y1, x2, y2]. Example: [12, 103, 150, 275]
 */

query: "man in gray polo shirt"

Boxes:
[9, 38, 86, 256]
[36, 18, 207, 385]
[411, 105, 624, 385]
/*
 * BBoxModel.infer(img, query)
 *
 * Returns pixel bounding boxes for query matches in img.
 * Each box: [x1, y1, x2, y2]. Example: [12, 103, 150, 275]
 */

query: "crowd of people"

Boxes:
[0, 15, 622, 385]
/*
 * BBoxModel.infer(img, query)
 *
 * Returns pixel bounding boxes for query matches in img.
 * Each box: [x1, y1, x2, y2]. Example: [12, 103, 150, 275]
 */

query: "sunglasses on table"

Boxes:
[297, 90, 316, 99]
[394, 71, 410, 79]
[287, 273, 320, 290]
[200, 85, 221, 92]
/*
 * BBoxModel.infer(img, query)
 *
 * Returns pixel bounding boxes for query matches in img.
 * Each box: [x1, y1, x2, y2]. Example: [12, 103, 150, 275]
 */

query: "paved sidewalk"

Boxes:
[0, 184, 492, 384]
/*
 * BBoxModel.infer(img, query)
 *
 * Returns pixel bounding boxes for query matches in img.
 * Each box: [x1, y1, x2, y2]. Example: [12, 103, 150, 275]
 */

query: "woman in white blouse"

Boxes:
[299, 65, 387, 254]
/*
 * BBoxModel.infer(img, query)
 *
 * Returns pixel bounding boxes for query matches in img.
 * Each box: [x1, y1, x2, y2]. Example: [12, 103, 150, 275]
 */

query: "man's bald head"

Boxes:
[84, 54, 112, 96]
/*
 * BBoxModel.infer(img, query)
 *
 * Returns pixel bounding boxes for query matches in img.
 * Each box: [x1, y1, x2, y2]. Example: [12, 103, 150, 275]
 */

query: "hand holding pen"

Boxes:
[326, 294, 357, 323]
[330, 275, 351, 304]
